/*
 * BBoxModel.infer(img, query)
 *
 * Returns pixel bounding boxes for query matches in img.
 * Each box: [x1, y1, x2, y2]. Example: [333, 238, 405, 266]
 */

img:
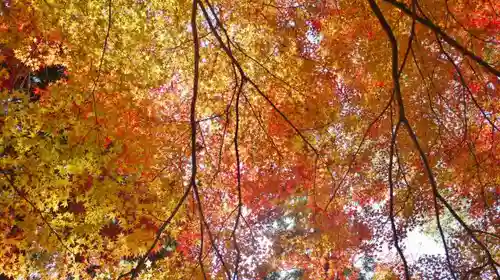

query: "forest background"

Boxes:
[0, 0, 499, 279]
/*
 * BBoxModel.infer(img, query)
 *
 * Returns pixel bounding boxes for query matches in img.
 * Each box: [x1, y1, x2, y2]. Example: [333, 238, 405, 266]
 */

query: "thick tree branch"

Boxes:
[367, 0, 410, 277]
[188, 2, 231, 278]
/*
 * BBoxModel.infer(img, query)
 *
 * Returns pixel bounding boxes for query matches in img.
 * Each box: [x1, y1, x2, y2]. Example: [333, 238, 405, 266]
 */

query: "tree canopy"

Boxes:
[0, 0, 499, 279]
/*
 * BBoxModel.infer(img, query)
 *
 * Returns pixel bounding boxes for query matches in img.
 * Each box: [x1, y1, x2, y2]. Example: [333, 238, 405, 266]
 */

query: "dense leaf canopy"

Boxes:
[0, 0, 499, 279]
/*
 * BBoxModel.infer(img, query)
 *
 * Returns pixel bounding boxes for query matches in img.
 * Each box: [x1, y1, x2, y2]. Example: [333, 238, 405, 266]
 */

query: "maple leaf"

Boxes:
[104, 136, 112, 149]
[310, 19, 322, 31]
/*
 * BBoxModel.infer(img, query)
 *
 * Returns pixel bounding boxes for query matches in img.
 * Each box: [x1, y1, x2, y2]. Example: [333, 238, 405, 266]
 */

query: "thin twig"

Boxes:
[367, 0, 412, 277]
[435, 36, 499, 132]
[88, 0, 112, 129]
[3, 174, 74, 255]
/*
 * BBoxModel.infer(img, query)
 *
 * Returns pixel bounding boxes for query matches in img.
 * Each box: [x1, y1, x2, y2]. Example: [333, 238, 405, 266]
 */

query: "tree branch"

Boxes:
[367, 0, 410, 277]
[383, 0, 500, 77]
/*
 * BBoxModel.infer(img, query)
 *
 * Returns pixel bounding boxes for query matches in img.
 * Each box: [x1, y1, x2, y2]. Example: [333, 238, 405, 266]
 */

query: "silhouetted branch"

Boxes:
[188, 2, 230, 278]
[367, 0, 410, 276]
[383, 0, 500, 77]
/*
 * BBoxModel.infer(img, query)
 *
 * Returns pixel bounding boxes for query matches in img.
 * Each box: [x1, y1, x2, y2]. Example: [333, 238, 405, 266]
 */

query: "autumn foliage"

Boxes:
[0, 0, 499, 279]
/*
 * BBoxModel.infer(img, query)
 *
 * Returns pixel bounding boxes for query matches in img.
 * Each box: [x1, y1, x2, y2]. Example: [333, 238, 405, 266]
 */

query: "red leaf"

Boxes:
[311, 19, 322, 31]
[104, 136, 112, 148]
[469, 82, 481, 94]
